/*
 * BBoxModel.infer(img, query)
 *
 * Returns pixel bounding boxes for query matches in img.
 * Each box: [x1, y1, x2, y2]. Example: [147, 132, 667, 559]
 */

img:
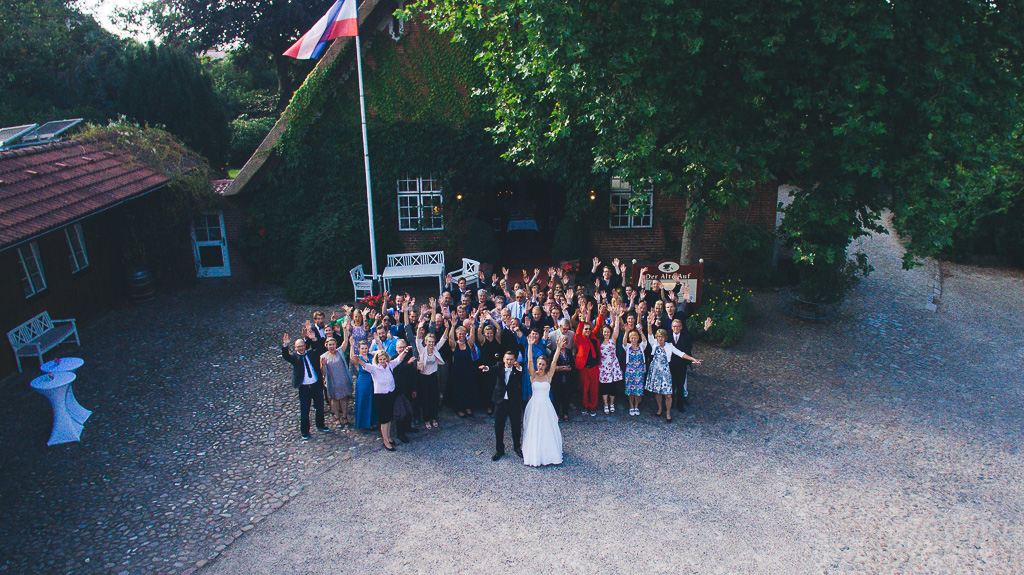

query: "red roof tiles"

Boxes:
[0, 138, 170, 250]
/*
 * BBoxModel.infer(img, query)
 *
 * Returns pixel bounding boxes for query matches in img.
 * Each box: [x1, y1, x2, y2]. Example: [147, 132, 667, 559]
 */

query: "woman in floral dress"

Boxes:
[645, 311, 702, 422]
[622, 328, 647, 416]
[597, 304, 623, 415]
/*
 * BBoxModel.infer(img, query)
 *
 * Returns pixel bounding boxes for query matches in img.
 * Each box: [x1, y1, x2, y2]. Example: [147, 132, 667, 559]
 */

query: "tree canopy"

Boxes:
[133, 0, 326, 108]
[410, 0, 1024, 286]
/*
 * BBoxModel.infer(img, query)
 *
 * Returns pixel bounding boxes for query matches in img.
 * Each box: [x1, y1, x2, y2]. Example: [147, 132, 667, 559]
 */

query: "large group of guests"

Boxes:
[281, 257, 711, 466]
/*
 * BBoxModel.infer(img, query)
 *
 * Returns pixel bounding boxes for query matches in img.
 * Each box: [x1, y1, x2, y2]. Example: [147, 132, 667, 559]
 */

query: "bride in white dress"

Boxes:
[522, 336, 565, 467]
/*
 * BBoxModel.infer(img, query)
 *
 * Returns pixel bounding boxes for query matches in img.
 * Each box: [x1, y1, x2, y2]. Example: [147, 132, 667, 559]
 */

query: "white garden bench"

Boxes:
[449, 258, 481, 289]
[381, 251, 445, 293]
[349, 264, 375, 299]
[7, 311, 80, 373]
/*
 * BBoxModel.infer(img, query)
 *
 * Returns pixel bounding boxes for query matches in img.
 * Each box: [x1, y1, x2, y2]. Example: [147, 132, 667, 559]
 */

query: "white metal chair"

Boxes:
[350, 264, 374, 299]
[449, 258, 481, 289]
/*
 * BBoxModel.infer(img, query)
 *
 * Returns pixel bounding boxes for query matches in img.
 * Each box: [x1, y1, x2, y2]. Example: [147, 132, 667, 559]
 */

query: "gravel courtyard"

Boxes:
[2, 222, 1022, 574]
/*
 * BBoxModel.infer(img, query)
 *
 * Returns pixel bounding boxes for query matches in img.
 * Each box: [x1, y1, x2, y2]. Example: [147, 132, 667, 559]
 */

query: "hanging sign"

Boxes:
[631, 260, 704, 305]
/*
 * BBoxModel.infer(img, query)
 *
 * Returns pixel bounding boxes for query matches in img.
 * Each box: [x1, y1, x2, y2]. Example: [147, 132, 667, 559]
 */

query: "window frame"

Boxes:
[396, 175, 444, 231]
[608, 177, 654, 229]
[17, 241, 47, 298]
[64, 223, 89, 273]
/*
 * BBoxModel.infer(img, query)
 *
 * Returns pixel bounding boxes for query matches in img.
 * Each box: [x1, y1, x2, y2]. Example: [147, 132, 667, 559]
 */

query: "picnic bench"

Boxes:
[381, 251, 446, 293]
[7, 312, 80, 373]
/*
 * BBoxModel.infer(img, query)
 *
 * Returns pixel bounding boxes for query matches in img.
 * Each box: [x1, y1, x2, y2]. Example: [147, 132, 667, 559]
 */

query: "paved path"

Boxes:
[203, 222, 1024, 574]
[2, 219, 1022, 574]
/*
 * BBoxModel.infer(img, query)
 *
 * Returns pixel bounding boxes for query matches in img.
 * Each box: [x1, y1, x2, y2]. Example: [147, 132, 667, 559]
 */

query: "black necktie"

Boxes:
[302, 354, 312, 378]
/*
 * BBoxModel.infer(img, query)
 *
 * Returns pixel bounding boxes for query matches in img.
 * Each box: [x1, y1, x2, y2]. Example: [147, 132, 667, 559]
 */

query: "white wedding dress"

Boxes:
[521, 380, 563, 467]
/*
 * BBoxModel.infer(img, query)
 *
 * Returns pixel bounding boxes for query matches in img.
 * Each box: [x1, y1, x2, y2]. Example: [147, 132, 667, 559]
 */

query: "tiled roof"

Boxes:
[0, 137, 170, 251]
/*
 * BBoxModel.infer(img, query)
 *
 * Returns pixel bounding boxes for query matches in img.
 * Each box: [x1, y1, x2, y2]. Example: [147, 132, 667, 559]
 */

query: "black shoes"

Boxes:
[384, 443, 396, 451]
[680, 396, 691, 406]
[397, 433, 410, 443]
[514, 447, 523, 458]
[301, 434, 310, 440]
[317, 426, 332, 433]
[492, 452, 504, 461]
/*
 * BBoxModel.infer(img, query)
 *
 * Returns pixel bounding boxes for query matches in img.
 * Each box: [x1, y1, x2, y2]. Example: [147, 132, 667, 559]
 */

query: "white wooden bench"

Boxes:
[349, 264, 375, 299]
[7, 312, 80, 373]
[381, 251, 445, 293]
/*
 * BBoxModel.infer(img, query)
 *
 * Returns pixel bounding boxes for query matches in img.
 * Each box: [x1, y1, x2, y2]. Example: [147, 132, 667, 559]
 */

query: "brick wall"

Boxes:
[701, 180, 779, 262]
[590, 180, 779, 265]
[221, 202, 254, 282]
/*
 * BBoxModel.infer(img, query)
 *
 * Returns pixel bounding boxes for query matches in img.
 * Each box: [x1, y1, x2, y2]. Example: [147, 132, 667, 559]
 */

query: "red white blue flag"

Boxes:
[283, 0, 358, 60]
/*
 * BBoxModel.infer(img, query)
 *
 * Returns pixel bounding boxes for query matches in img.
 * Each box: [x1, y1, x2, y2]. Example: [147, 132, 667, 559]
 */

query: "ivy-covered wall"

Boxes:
[240, 19, 536, 303]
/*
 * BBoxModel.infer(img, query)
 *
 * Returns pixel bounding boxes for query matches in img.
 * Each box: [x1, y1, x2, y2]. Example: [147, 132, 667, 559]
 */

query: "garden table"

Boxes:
[30, 372, 84, 446]
[40, 357, 91, 424]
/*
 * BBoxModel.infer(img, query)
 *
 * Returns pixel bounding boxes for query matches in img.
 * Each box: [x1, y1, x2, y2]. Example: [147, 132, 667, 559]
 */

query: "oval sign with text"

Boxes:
[657, 261, 680, 274]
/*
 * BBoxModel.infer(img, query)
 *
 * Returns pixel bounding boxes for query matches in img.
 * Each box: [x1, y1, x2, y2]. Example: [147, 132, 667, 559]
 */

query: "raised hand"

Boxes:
[330, 311, 337, 322]
[492, 272, 499, 283]
[282, 333, 290, 346]
[592, 256, 601, 268]
[445, 272, 453, 284]
[521, 269, 528, 281]
[533, 268, 540, 277]
[640, 289, 647, 300]
[612, 257, 620, 268]
[594, 278, 601, 289]
[566, 288, 574, 300]
[704, 317, 713, 331]
[502, 267, 509, 277]
[668, 290, 677, 302]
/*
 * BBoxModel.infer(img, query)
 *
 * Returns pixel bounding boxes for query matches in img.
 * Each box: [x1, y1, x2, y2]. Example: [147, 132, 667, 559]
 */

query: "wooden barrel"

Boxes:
[126, 267, 156, 303]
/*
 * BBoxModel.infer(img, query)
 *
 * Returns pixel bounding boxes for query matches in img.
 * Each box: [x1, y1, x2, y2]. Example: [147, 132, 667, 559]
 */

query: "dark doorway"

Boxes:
[479, 179, 567, 268]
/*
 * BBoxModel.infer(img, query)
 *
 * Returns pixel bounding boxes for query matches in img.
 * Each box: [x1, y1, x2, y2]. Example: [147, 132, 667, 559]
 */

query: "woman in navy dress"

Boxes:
[445, 319, 479, 418]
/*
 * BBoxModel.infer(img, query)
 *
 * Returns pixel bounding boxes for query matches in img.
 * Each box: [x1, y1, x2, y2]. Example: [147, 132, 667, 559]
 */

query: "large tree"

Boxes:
[135, 0, 328, 109]
[411, 0, 1022, 293]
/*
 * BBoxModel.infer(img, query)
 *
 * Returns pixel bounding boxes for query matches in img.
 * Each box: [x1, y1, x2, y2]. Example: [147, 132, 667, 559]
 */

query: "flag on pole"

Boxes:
[283, 0, 358, 60]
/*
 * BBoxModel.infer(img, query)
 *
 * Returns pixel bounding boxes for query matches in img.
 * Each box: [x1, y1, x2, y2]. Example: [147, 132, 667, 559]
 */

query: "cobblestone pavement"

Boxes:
[3, 218, 1023, 574]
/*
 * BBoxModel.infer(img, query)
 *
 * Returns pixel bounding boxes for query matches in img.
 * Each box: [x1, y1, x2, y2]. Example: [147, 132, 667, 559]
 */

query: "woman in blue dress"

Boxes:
[644, 311, 701, 423]
[350, 339, 378, 430]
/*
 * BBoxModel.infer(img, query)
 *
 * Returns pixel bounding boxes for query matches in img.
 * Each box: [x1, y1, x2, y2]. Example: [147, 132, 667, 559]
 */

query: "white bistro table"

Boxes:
[30, 372, 84, 446]
[40, 357, 91, 424]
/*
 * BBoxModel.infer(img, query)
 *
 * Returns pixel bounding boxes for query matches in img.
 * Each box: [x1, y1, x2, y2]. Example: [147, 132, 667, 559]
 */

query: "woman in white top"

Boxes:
[644, 311, 701, 423]
[522, 336, 565, 467]
[416, 330, 447, 430]
[356, 346, 410, 451]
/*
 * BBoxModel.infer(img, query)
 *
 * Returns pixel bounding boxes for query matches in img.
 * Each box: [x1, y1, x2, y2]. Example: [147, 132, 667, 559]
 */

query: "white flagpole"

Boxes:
[354, 32, 378, 281]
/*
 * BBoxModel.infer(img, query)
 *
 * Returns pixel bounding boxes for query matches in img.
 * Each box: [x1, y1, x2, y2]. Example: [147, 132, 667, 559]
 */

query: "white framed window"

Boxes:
[64, 223, 89, 273]
[17, 241, 47, 298]
[397, 175, 443, 231]
[609, 177, 653, 229]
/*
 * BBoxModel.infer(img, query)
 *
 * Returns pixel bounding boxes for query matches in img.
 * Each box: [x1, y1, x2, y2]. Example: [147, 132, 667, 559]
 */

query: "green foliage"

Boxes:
[797, 253, 873, 304]
[551, 217, 585, 262]
[410, 0, 1024, 298]
[687, 278, 754, 347]
[0, 0, 125, 125]
[464, 219, 500, 264]
[117, 42, 230, 169]
[75, 122, 215, 284]
[896, 128, 1024, 266]
[725, 221, 775, 288]
[134, 0, 324, 108]
[229, 115, 276, 166]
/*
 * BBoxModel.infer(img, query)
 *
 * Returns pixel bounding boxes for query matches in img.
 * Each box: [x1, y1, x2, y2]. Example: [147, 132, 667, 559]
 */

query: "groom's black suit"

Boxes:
[491, 363, 524, 456]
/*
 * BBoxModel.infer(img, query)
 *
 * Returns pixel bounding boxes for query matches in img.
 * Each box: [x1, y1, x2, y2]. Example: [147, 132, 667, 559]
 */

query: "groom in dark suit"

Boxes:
[481, 350, 523, 461]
